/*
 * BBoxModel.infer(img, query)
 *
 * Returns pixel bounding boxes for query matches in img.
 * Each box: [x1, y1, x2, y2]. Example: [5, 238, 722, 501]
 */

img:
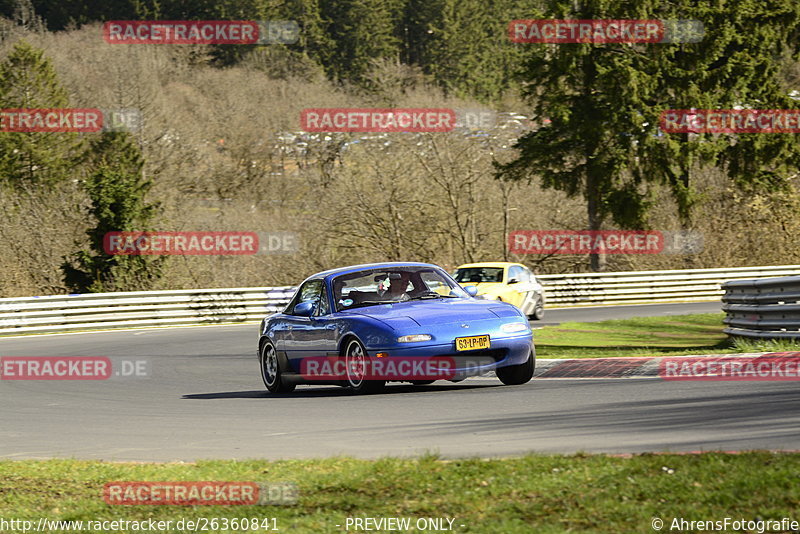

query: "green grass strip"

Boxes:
[1, 453, 799, 533]
[534, 313, 783, 359]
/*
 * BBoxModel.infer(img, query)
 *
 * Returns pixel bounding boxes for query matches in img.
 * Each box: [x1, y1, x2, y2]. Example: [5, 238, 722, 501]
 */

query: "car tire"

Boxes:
[496, 349, 535, 386]
[343, 338, 385, 394]
[530, 297, 544, 320]
[260, 340, 295, 393]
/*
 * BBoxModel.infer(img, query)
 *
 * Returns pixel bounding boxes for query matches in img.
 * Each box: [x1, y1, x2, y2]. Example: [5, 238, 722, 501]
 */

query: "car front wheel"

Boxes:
[260, 340, 295, 393]
[343, 338, 385, 394]
[496, 350, 535, 385]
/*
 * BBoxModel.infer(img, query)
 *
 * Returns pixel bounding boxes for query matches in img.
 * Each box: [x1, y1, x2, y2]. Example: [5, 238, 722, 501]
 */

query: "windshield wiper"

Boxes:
[408, 292, 459, 300]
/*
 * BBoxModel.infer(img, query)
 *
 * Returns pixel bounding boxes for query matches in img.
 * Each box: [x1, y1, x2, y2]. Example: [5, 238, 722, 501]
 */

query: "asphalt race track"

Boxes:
[3, 301, 798, 462]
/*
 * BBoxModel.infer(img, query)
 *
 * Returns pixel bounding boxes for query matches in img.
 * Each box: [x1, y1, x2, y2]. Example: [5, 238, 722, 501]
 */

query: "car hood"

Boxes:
[347, 298, 519, 327]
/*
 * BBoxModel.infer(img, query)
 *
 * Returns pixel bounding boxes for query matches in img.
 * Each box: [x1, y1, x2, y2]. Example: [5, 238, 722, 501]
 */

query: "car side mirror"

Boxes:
[293, 301, 315, 317]
[464, 286, 479, 297]
[507, 278, 519, 285]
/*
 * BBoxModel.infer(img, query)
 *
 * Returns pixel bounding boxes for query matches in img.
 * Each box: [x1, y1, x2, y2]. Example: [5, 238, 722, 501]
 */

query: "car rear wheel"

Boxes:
[530, 297, 544, 320]
[260, 340, 295, 393]
[496, 349, 535, 385]
[344, 338, 385, 394]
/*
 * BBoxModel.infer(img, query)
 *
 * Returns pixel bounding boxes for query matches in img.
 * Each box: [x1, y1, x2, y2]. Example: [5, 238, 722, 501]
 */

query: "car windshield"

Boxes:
[332, 266, 467, 311]
[454, 267, 504, 284]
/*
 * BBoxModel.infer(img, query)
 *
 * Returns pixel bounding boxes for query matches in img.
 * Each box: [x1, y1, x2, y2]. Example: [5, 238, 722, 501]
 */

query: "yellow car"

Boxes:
[453, 262, 545, 320]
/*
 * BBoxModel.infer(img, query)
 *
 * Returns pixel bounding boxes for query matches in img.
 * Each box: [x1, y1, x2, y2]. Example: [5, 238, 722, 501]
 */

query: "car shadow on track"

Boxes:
[182, 382, 502, 399]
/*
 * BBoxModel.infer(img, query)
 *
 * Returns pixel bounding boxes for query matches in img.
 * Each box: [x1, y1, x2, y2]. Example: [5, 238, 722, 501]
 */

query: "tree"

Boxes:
[62, 132, 163, 292]
[407, 0, 525, 102]
[496, 1, 654, 270]
[14, 0, 149, 30]
[12, 0, 45, 31]
[497, 0, 800, 270]
[319, 0, 403, 84]
[0, 40, 82, 188]
[641, 0, 800, 226]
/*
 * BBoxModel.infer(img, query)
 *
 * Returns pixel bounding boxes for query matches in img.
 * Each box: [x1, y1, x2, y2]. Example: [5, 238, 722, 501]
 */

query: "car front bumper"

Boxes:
[366, 334, 533, 380]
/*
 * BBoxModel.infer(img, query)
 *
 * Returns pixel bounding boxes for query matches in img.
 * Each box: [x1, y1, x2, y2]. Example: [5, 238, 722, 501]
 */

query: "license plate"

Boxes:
[455, 335, 490, 351]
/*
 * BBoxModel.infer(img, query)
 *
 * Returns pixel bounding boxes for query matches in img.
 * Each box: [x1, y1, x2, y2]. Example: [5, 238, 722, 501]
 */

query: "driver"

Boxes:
[387, 272, 412, 300]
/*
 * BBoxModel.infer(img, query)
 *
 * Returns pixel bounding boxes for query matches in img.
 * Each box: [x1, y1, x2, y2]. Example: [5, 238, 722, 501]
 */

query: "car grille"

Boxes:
[437, 348, 507, 364]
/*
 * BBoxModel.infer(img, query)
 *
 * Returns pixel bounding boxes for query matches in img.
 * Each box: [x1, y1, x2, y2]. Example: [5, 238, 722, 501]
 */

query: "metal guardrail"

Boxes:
[1, 265, 800, 336]
[538, 265, 800, 306]
[0, 287, 296, 335]
[722, 276, 800, 339]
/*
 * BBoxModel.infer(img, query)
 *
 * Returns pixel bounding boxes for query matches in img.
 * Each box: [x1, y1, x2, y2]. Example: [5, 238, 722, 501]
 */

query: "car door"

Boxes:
[301, 283, 339, 358]
[283, 279, 338, 368]
[283, 279, 323, 364]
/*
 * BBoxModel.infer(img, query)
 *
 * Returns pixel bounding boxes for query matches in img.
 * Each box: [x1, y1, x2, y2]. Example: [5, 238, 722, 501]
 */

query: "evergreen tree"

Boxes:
[497, 1, 653, 270]
[319, 0, 404, 84]
[13, 0, 45, 31]
[0, 40, 82, 188]
[497, 0, 800, 270]
[412, 0, 525, 102]
[285, 0, 336, 77]
[8, 1, 525, 101]
[641, 0, 800, 225]
[25, 0, 150, 30]
[62, 132, 163, 293]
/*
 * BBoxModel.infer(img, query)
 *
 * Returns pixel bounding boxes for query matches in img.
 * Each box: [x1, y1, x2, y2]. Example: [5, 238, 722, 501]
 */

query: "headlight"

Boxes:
[500, 322, 529, 333]
[397, 334, 433, 343]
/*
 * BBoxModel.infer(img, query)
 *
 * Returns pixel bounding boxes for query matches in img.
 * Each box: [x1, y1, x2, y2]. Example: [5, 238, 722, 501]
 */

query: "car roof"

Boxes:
[455, 262, 527, 269]
[308, 262, 443, 282]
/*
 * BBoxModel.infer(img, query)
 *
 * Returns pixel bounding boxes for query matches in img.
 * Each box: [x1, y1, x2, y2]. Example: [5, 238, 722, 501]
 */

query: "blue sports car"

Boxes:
[257, 262, 535, 394]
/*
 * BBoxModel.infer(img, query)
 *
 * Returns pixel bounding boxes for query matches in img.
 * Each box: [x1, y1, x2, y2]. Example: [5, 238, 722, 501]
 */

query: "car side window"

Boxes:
[315, 285, 331, 316]
[508, 266, 523, 282]
[517, 266, 531, 283]
[287, 279, 323, 315]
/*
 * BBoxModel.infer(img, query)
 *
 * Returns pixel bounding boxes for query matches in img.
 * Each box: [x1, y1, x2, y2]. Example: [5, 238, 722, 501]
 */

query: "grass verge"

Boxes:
[535, 313, 732, 359]
[534, 312, 800, 359]
[1, 453, 799, 533]
[729, 336, 800, 354]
